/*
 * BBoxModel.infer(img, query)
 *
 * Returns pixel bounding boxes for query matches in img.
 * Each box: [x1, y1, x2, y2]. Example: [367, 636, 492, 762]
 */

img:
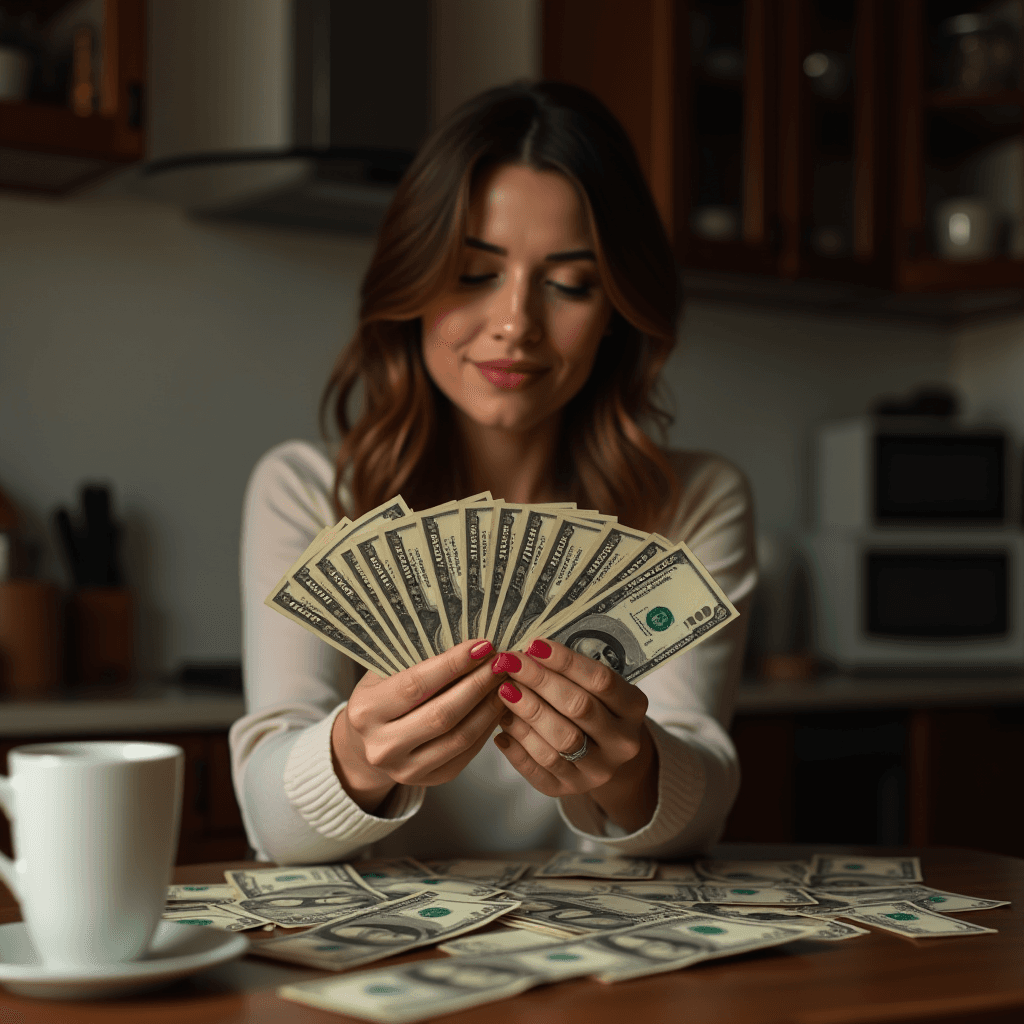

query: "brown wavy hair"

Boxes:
[322, 80, 682, 533]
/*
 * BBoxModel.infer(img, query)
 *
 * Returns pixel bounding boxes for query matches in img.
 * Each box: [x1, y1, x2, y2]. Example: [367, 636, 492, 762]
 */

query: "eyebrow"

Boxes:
[464, 236, 596, 262]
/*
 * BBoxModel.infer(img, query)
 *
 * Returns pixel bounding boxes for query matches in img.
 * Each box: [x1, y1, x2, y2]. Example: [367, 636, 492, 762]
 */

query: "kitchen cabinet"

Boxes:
[0, 729, 248, 865]
[0, 0, 145, 194]
[723, 689, 1024, 857]
[542, 0, 1024, 293]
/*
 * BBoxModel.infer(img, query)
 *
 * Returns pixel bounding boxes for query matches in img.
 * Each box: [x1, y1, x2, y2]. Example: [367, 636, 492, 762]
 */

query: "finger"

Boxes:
[362, 639, 497, 723]
[493, 731, 562, 797]
[494, 669, 593, 768]
[521, 639, 647, 720]
[415, 708, 507, 787]
[400, 693, 505, 779]
[387, 651, 506, 749]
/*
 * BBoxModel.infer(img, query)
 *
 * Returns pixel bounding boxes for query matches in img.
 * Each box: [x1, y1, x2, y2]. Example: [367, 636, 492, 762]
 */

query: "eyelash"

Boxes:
[458, 274, 593, 298]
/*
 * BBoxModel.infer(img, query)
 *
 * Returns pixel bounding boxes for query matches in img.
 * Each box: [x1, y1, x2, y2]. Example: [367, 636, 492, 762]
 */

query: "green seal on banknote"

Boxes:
[646, 607, 673, 631]
[885, 913, 917, 920]
[689, 925, 726, 934]
[419, 907, 452, 917]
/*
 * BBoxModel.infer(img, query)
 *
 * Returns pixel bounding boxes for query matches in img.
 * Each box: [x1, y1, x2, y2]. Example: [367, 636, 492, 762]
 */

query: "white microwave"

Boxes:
[804, 529, 1024, 670]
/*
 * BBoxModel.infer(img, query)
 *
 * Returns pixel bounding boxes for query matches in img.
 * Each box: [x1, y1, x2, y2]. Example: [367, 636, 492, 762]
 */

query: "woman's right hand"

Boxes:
[330, 639, 504, 813]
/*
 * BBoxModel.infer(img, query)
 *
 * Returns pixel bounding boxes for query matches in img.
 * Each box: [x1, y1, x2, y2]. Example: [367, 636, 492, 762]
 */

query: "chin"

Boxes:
[457, 396, 557, 434]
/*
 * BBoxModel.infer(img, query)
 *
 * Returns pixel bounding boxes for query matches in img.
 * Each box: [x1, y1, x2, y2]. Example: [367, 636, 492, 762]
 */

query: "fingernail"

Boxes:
[499, 681, 522, 703]
[492, 652, 522, 674]
[526, 639, 551, 659]
[469, 639, 494, 659]
[495, 733, 511, 749]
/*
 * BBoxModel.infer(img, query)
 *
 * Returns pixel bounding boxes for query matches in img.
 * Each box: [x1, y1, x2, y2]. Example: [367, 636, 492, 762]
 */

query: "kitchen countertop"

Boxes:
[3, 673, 1024, 738]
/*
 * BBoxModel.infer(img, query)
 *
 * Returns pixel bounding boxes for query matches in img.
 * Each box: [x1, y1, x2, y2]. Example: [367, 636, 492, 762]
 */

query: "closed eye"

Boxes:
[459, 274, 592, 298]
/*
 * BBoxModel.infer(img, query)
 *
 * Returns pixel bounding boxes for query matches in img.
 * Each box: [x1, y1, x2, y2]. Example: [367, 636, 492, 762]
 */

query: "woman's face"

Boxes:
[420, 163, 613, 436]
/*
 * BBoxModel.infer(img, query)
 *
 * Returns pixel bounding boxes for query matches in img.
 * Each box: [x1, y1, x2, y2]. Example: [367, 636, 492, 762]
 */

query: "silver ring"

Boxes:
[559, 734, 589, 763]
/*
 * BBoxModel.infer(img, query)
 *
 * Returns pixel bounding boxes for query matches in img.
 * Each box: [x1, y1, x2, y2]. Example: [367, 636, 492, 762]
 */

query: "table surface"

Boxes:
[1, 844, 1022, 1024]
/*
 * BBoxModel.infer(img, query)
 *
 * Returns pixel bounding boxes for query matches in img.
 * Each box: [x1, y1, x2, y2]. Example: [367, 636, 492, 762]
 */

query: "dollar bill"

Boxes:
[345, 864, 508, 901]
[534, 852, 656, 880]
[481, 504, 526, 637]
[380, 516, 448, 657]
[696, 860, 812, 886]
[502, 889, 673, 937]
[518, 878, 815, 906]
[505, 516, 607, 648]
[680, 903, 870, 941]
[489, 508, 567, 651]
[533, 523, 655, 630]
[421, 859, 531, 888]
[438, 928, 562, 956]
[166, 883, 240, 904]
[810, 885, 1010, 913]
[265, 582, 395, 675]
[162, 901, 273, 932]
[539, 545, 738, 684]
[656, 863, 704, 883]
[253, 891, 522, 972]
[837, 900, 998, 937]
[418, 505, 465, 648]
[460, 500, 497, 641]
[806, 855, 923, 887]
[224, 864, 385, 928]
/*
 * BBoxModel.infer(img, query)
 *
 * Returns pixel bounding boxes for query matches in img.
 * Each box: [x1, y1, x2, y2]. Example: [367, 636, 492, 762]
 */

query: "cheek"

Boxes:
[550, 308, 605, 379]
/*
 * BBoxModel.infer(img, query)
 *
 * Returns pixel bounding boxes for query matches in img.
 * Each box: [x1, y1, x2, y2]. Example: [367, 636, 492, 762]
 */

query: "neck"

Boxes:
[455, 412, 565, 504]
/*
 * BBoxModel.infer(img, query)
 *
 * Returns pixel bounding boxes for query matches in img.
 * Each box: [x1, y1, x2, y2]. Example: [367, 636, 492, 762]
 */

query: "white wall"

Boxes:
[0, 186, 957, 674]
[0, 191, 372, 674]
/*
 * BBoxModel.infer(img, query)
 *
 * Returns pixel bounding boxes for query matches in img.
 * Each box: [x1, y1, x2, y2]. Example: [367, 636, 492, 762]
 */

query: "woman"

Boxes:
[231, 81, 756, 865]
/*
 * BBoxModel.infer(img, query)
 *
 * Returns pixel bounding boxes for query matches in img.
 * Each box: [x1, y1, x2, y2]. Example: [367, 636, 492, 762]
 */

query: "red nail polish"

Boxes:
[469, 639, 494, 659]
[492, 652, 522, 674]
[527, 639, 551, 659]
[499, 681, 522, 703]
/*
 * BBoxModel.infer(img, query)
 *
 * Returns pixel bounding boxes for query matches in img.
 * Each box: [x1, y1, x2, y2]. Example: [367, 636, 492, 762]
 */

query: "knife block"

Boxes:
[68, 586, 133, 685]
[0, 581, 62, 696]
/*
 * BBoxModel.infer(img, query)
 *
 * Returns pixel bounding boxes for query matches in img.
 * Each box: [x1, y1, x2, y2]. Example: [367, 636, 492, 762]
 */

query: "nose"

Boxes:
[489, 269, 541, 346]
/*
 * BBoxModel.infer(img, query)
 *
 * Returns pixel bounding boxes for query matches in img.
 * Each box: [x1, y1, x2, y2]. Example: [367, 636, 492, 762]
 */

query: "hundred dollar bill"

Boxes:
[806, 854, 923, 888]
[438, 928, 562, 956]
[162, 901, 272, 932]
[656, 863, 703, 883]
[461, 500, 499, 641]
[224, 864, 385, 928]
[517, 878, 816, 906]
[532, 522, 654, 630]
[265, 582, 395, 676]
[166, 883, 240, 904]
[837, 900, 998, 938]
[418, 505, 466, 649]
[481, 504, 526, 638]
[534, 852, 656, 880]
[810, 885, 1010, 913]
[421, 859, 531, 888]
[681, 903, 870, 941]
[505, 516, 607, 648]
[538, 544, 738, 684]
[502, 888, 673, 938]
[253, 891, 522, 972]
[289, 498, 414, 672]
[696, 860, 812, 886]
[490, 508, 564, 650]
[380, 515, 448, 657]
[344, 862, 507, 901]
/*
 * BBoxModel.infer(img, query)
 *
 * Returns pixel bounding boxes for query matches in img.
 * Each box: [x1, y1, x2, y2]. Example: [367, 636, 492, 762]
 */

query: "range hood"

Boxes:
[139, 0, 431, 233]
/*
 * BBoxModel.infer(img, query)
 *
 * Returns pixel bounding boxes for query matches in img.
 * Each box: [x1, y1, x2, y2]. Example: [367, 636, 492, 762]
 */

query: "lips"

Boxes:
[474, 360, 546, 390]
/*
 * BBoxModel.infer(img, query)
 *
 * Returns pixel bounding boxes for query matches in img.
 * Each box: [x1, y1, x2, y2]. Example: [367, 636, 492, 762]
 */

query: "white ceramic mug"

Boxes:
[0, 741, 184, 969]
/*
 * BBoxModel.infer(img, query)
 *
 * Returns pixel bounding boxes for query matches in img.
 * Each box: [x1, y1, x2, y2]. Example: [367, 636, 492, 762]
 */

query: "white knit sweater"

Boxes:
[230, 440, 757, 865]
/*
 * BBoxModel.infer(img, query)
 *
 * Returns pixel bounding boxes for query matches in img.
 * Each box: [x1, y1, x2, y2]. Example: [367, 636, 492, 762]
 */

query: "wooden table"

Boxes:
[1, 844, 1022, 1024]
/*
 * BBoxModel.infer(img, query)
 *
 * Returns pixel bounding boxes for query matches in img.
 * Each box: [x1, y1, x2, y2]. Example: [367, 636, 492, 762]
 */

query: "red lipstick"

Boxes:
[474, 359, 545, 389]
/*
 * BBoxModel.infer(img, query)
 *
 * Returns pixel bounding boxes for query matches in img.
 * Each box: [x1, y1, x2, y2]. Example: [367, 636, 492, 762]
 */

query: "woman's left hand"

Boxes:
[491, 640, 658, 832]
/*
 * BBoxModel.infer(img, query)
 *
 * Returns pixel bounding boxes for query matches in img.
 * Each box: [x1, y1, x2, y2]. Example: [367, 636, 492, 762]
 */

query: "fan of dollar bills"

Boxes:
[266, 491, 738, 684]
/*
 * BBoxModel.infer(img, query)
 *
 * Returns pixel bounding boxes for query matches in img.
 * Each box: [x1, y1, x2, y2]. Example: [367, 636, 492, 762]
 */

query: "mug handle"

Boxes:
[0, 775, 19, 897]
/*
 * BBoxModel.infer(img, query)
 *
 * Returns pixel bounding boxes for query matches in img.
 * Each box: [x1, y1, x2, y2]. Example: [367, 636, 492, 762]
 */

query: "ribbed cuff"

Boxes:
[283, 704, 424, 848]
[558, 718, 705, 855]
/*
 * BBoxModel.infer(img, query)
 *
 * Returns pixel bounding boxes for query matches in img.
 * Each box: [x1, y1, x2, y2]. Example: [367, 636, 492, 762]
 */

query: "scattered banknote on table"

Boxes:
[264, 491, 739, 685]
[183, 851, 1009, 1022]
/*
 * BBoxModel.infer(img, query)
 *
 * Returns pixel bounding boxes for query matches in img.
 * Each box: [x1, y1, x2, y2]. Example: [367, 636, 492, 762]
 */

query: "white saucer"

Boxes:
[0, 920, 249, 1000]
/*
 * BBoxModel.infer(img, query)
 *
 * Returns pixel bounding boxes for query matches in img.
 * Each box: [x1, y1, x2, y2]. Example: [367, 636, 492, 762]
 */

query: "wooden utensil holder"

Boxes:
[0, 580, 62, 696]
[68, 586, 133, 685]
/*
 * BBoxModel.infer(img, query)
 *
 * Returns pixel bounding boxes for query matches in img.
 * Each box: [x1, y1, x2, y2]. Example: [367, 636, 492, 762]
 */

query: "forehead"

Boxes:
[466, 164, 592, 249]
